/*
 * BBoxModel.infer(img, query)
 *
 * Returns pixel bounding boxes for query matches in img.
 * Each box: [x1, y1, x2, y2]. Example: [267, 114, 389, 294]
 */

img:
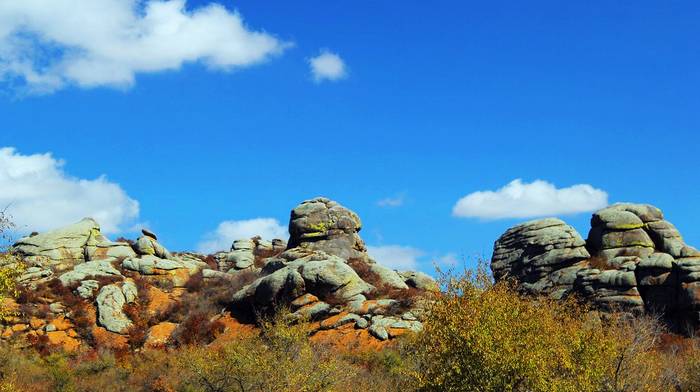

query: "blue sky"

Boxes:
[1, 1, 698, 273]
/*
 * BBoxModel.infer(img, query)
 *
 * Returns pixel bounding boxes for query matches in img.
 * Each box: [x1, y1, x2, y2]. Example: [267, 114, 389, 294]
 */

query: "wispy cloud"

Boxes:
[308, 50, 347, 82]
[197, 218, 288, 254]
[453, 179, 608, 220]
[367, 245, 424, 270]
[0, 147, 139, 234]
[437, 253, 460, 267]
[377, 194, 405, 208]
[0, 0, 289, 93]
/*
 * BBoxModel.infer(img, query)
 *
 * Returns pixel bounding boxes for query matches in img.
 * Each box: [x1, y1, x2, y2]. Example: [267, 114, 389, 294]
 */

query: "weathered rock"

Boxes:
[75, 279, 100, 299]
[134, 234, 173, 260]
[122, 254, 203, 277]
[272, 239, 288, 252]
[291, 293, 319, 309]
[232, 252, 373, 310]
[675, 257, 700, 325]
[287, 197, 367, 260]
[320, 312, 362, 330]
[18, 266, 53, 283]
[348, 257, 409, 290]
[575, 268, 644, 312]
[13, 218, 98, 264]
[493, 202, 700, 332]
[299, 256, 374, 301]
[635, 253, 677, 313]
[224, 250, 254, 271]
[291, 301, 332, 321]
[58, 259, 122, 286]
[646, 220, 700, 259]
[96, 281, 137, 334]
[84, 228, 136, 261]
[492, 218, 590, 299]
[587, 205, 661, 266]
[591, 209, 645, 230]
[399, 271, 439, 292]
[142, 228, 158, 240]
[13, 218, 133, 267]
[212, 237, 287, 272]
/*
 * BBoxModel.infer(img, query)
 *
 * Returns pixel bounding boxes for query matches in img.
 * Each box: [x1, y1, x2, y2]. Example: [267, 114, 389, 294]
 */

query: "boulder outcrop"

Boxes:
[228, 197, 435, 334]
[4, 197, 435, 352]
[13, 218, 135, 269]
[492, 218, 590, 299]
[492, 202, 700, 330]
[288, 197, 367, 259]
[96, 280, 137, 334]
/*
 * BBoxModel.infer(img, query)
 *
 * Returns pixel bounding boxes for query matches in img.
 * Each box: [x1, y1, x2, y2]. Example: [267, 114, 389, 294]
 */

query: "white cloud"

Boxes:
[437, 253, 460, 267]
[197, 218, 288, 254]
[377, 194, 404, 208]
[0, 0, 289, 93]
[0, 147, 139, 234]
[367, 245, 424, 271]
[308, 50, 346, 82]
[453, 179, 608, 220]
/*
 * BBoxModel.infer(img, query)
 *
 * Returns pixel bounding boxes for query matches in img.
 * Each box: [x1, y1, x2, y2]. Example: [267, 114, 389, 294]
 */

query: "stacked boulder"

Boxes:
[287, 197, 367, 259]
[230, 197, 436, 340]
[493, 203, 700, 330]
[491, 218, 590, 300]
[213, 237, 287, 273]
[4, 197, 435, 351]
[9, 223, 208, 344]
[12, 218, 135, 281]
[121, 229, 207, 287]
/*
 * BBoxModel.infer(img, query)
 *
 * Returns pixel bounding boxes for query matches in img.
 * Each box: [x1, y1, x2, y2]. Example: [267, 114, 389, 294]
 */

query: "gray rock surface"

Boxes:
[58, 259, 122, 286]
[492, 202, 700, 331]
[96, 281, 137, 334]
[287, 197, 367, 260]
[492, 218, 590, 299]
[13, 218, 134, 267]
[122, 254, 202, 274]
[232, 252, 374, 309]
[400, 271, 439, 292]
[75, 280, 100, 299]
[134, 234, 173, 260]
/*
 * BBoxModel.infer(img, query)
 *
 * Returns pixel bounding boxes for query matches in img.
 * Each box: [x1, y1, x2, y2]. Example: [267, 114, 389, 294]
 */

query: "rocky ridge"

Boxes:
[1, 197, 436, 352]
[492, 203, 700, 331]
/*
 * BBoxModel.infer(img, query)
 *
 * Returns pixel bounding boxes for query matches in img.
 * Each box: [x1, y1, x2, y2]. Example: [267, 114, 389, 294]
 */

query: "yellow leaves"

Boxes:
[176, 312, 357, 392]
[0, 211, 24, 320]
[408, 264, 652, 392]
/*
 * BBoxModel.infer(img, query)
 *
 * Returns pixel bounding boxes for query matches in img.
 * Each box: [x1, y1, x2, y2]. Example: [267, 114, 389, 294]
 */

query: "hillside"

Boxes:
[2, 197, 436, 353]
[2, 199, 700, 391]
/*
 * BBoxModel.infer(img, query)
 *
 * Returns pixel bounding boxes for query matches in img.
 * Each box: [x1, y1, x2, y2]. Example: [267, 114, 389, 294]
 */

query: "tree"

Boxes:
[0, 210, 24, 320]
[408, 264, 639, 392]
[176, 311, 355, 392]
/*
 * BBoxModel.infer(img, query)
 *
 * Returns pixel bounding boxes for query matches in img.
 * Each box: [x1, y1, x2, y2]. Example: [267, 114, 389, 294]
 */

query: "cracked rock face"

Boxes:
[96, 280, 137, 334]
[493, 203, 700, 331]
[7, 197, 434, 349]
[287, 197, 367, 260]
[230, 197, 435, 331]
[492, 218, 590, 299]
[12, 218, 135, 268]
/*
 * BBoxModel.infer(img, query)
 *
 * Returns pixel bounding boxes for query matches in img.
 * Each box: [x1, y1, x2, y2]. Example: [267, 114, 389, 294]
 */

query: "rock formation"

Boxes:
[492, 203, 700, 331]
[13, 218, 135, 271]
[492, 218, 590, 300]
[229, 197, 434, 339]
[2, 197, 435, 352]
